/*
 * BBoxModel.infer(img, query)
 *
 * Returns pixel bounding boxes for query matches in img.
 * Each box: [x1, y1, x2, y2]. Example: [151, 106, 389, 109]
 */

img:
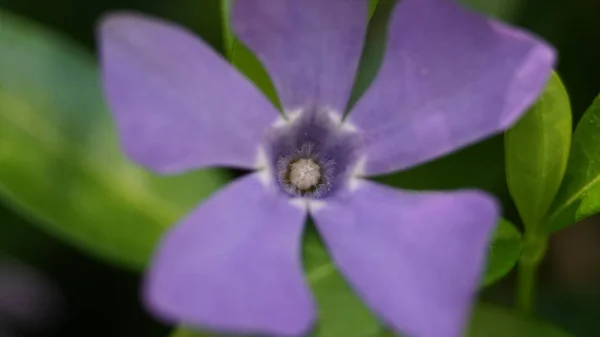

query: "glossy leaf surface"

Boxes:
[547, 92, 600, 233]
[505, 72, 571, 231]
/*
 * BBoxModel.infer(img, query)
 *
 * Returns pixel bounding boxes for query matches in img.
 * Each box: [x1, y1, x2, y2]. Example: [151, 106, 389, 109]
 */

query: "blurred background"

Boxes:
[0, 0, 600, 336]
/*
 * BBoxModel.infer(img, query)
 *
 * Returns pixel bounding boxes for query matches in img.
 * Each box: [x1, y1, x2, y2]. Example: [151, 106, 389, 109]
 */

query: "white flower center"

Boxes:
[289, 159, 321, 190]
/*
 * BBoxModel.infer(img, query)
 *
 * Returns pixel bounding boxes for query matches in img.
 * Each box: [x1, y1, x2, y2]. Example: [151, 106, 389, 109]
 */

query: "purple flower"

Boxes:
[98, 0, 554, 336]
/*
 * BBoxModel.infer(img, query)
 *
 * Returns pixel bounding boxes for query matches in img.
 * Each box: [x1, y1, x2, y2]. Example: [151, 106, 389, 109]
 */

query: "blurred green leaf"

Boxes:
[482, 219, 522, 286]
[303, 227, 381, 337]
[546, 91, 600, 233]
[377, 136, 509, 199]
[0, 10, 229, 269]
[369, 0, 380, 17]
[505, 72, 572, 231]
[309, 271, 381, 337]
[459, 0, 524, 22]
[231, 40, 281, 109]
[347, 0, 396, 111]
[467, 303, 573, 337]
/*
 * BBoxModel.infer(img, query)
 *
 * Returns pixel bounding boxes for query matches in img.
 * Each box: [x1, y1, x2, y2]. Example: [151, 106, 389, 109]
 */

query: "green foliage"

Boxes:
[0, 9, 229, 269]
[482, 219, 523, 285]
[369, 0, 380, 17]
[378, 136, 509, 199]
[467, 303, 573, 337]
[459, 0, 525, 22]
[303, 227, 381, 337]
[546, 91, 600, 233]
[505, 72, 572, 232]
[347, 0, 397, 112]
[231, 41, 281, 109]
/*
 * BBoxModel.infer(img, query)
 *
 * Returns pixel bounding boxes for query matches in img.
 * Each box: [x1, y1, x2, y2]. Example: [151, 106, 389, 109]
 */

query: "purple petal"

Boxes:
[311, 180, 499, 337]
[232, 0, 368, 113]
[144, 174, 314, 336]
[99, 12, 279, 173]
[348, 0, 555, 176]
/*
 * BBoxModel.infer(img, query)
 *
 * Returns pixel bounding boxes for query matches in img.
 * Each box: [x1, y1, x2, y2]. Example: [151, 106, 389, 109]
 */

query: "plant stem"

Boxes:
[516, 256, 537, 314]
[220, 0, 234, 60]
[516, 235, 548, 315]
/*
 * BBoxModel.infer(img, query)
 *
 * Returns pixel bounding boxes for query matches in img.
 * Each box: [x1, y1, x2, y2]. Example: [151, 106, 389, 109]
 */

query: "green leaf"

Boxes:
[347, 0, 397, 111]
[0, 10, 229, 269]
[369, 0, 380, 17]
[377, 136, 509, 200]
[231, 40, 281, 109]
[505, 72, 572, 231]
[467, 303, 573, 337]
[303, 227, 381, 337]
[546, 91, 600, 233]
[458, 0, 525, 22]
[482, 219, 522, 286]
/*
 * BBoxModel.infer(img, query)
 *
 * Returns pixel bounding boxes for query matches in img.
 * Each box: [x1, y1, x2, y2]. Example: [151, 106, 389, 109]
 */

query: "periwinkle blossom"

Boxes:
[98, 0, 554, 336]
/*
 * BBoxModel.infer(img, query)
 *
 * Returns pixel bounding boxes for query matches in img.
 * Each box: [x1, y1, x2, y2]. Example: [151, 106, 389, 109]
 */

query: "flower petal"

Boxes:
[145, 174, 314, 336]
[347, 0, 555, 176]
[232, 0, 368, 113]
[311, 180, 499, 337]
[99, 12, 279, 173]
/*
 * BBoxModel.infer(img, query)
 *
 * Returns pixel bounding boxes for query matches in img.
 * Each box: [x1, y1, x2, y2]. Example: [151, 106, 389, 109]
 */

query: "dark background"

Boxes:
[1, 0, 600, 336]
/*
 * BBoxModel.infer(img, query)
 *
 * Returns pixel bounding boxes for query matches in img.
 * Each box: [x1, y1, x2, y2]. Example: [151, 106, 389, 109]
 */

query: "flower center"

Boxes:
[265, 108, 362, 199]
[274, 142, 333, 198]
[288, 158, 321, 190]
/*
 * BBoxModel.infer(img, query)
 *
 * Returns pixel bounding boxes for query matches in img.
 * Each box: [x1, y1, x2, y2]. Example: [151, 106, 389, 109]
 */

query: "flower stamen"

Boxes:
[288, 159, 321, 191]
